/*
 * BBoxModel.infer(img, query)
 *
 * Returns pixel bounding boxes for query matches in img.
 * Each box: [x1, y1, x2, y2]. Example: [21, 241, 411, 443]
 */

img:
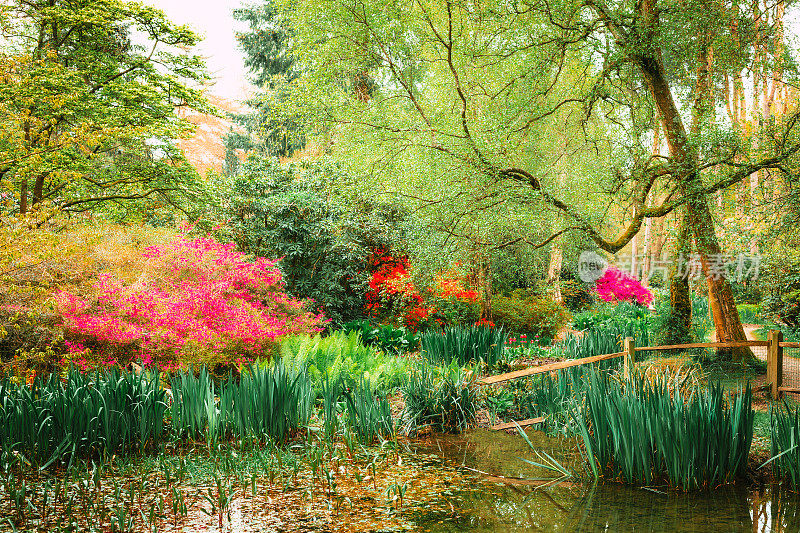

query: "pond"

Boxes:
[408, 429, 800, 533]
[3, 429, 799, 532]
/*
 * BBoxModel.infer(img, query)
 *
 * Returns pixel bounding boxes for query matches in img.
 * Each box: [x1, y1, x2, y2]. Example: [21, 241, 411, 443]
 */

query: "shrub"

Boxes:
[490, 291, 570, 343]
[571, 301, 651, 348]
[594, 267, 653, 306]
[0, 223, 181, 373]
[214, 157, 404, 325]
[56, 234, 325, 372]
[342, 319, 419, 354]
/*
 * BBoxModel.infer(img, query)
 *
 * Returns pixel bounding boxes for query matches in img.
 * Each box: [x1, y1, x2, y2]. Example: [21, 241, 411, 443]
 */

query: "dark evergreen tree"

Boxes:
[225, 2, 305, 164]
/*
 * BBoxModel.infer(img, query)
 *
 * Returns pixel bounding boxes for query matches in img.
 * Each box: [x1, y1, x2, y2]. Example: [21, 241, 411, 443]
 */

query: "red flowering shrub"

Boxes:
[594, 267, 653, 306]
[427, 269, 480, 327]
[365, 254, 480, 330]
[56, 235, 325, 371]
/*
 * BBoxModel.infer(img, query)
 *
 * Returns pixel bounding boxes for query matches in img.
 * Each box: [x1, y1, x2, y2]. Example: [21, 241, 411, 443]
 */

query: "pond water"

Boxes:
[409, 429, 800, 533]
[4, 430, 799, 532]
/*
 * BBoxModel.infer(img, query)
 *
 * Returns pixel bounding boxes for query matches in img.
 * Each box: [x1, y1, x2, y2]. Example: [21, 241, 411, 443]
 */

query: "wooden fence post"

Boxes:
[769, 329, 784, 400]
[624, 337, 635, 379]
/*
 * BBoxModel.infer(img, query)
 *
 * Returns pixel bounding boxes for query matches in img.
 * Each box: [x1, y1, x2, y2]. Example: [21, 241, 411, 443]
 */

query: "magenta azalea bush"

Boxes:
[56, 235, 325, 371]
[594, 267, 653, 306]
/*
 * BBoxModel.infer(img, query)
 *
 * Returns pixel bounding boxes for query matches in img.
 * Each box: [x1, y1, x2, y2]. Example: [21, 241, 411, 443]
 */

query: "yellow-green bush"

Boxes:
[0, 221, 180, 377]
[489, 291, 570, 343]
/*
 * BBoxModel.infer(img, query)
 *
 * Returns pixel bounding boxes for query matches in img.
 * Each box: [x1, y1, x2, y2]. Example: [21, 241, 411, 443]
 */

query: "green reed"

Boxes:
[573, 369, 753, 490]
[420, 325, 508, 367]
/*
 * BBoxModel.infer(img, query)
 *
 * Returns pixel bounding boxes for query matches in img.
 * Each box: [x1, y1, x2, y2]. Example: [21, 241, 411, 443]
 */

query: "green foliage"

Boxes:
[572, 302, 651, 334]
[343, 378, 394, 444]
[768, 403, 800, 487]
[554, 329, 628, 371]
[690, 293, 715, 342]
[278, 331, 409, 393]
[0, 0, 209, 217]
[573, 370, 753, 490]
[559, 271, 595, 312]
[419, 326, 507, 367]
[490, 291, 570, 343]
[401, 361, 478, 434]
[341, 320, 419, 354]
[497, 371, 585, 436]
[213, 157, 402, 324]
[737, 304, 765, 325]
[0, 368, 166, 468]
[171, 362, 312, 445]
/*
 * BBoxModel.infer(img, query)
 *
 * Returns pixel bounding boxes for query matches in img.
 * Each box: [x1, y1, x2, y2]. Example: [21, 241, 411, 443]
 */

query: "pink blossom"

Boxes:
[57, 235, 324, 368]
[594, 267, 653, 306]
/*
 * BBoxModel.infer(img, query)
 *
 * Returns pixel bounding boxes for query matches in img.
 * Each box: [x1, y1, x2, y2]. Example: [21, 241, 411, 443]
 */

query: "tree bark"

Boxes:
[547, 235, 563, 303]
[19, 178, 27, 214]
[663, 214, 692, 345]
[630, 2, 753, 361]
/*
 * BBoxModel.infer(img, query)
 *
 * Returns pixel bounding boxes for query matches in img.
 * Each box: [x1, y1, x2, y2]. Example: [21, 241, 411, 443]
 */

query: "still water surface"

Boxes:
[410, 430, 800, 533]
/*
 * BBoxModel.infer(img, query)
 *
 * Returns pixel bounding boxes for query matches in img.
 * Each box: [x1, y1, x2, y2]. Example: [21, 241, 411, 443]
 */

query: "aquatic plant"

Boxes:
[573, 369, 753, 490]
[0, 368, 166, 468]
[343, 378, 394, 444]
[420, 325, 508, 367]
[401, 361, 478, 434]
[172, 362, 313, 444]
[768, 403, 800, 487]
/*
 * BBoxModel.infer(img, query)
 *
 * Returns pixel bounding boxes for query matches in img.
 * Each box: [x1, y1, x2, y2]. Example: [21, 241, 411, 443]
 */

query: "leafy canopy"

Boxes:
[0, 0, 210, 217]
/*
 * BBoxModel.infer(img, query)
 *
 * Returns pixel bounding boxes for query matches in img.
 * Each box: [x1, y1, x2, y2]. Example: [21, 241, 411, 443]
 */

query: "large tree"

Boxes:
[0, 0, 209, 217]
[225, 2, 305, 164]
[271, 0, 800, 360]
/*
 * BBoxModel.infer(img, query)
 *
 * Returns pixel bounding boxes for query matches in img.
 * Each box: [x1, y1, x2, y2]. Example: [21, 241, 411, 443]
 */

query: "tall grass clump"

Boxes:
[172, 362, 313, 444]
[420, 326, 507, 367]
[573, 369, 753, 490]
[401, 361, 478, 434]
[555, 329, 625, 371]
[514, 371, 586, 434]
[224, 361, 313, 443]
[280, 331, 408, 392]
[0, 369, 166, 468]
[344, 378, 394, 444]
[769, 403, 800, 487]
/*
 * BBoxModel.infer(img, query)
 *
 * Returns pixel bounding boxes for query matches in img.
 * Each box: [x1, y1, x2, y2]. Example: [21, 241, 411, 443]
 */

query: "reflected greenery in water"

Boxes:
[413, 430, 800, 533]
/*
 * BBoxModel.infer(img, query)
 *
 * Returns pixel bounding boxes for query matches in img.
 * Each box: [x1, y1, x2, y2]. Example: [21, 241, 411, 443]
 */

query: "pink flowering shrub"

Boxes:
[594, 267, 653, 306]
[56, 235, 325, 371]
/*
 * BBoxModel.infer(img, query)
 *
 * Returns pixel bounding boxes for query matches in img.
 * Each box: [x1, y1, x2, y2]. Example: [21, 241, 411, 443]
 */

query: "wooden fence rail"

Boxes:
[484, 331, 791, 430]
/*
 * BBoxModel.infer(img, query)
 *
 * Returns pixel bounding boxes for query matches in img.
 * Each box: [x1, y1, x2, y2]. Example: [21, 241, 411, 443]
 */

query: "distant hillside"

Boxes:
[177, 95, 248, 176]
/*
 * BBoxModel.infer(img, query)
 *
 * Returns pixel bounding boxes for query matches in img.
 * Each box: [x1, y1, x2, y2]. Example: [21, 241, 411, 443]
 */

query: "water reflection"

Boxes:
[412, 430, 800, 533]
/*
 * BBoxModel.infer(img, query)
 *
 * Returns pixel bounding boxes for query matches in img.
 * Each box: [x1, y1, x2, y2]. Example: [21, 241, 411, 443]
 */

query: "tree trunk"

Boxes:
[19, 178, 27, 214]
[632, 7, 753, 361]
[663, 214, 692, 345]
[687, 194, 752, 361]
[547, 233, 563, 303]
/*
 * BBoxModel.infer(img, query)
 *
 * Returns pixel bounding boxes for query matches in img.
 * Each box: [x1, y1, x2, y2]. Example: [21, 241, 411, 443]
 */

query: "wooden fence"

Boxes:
[481, 331, 790, 430]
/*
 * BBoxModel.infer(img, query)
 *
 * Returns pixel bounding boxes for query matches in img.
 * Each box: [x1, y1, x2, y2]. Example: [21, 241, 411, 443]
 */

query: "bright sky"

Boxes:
[144, 1, 800, 105]
[145, 0, 254, 101]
